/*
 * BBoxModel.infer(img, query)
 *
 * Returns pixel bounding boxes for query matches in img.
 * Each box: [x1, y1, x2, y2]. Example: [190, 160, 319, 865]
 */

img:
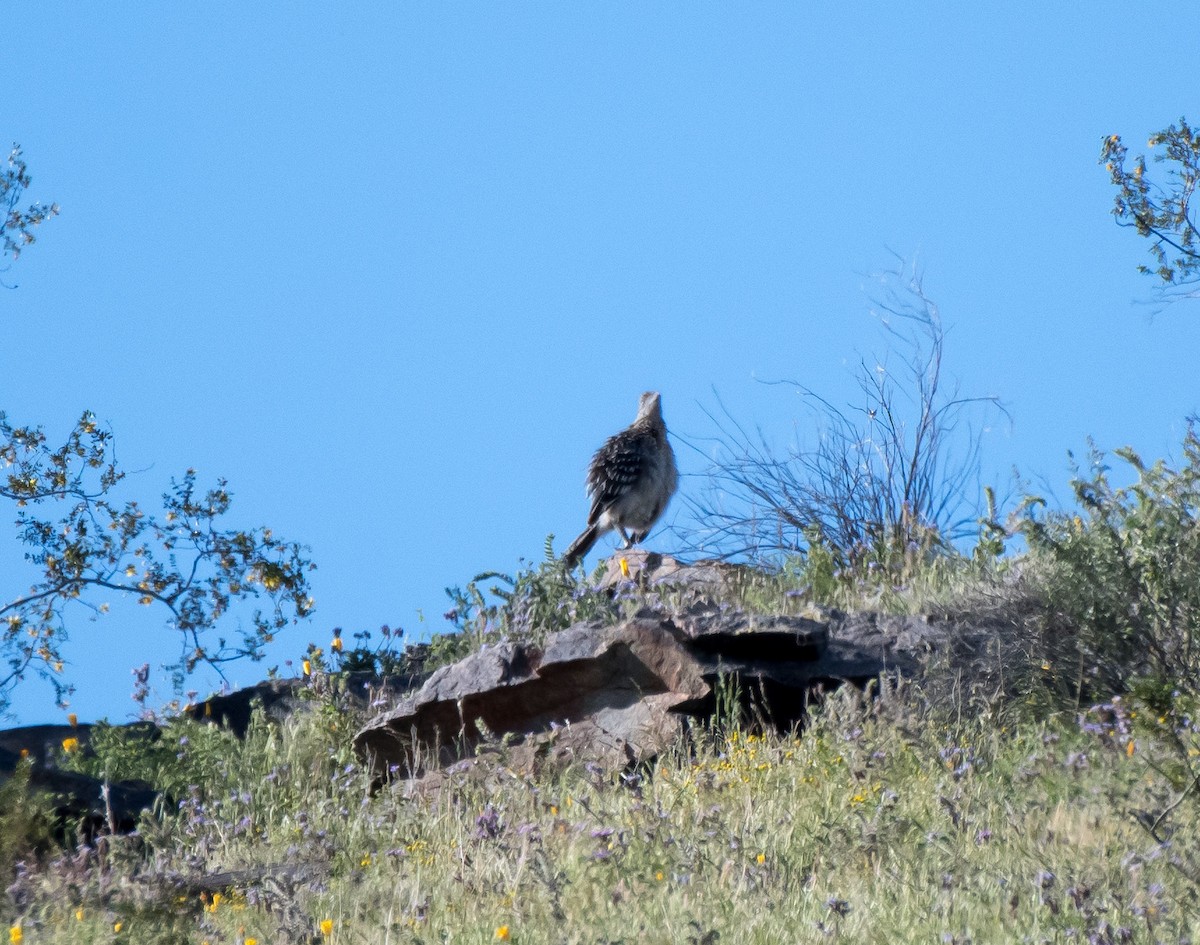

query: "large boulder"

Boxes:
[354, 616, 710, 778]
[1, 555, 977, 805]
[353, 575, 956, 781]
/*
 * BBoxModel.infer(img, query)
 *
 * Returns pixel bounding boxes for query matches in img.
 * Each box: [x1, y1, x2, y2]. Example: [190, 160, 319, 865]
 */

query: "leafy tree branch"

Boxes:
[1, 411, 315, 712]
[1, 144, 59, 273]
[1102, 117, 1200, 296]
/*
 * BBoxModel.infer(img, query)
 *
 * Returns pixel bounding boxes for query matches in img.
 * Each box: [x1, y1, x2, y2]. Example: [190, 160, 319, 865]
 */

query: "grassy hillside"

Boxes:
[4, 430, 1200, 943]
[2, 668, 1196, 943]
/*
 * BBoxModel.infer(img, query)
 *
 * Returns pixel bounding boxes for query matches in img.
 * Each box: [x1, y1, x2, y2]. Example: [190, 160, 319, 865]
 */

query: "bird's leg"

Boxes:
[618, 527, 634, 548]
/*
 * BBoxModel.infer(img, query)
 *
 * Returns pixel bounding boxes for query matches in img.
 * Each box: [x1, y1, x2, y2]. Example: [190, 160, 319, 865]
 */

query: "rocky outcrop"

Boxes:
[354, 616, 710, 777]
[354, 553, 960, 781]
[2, 552, 985, 818]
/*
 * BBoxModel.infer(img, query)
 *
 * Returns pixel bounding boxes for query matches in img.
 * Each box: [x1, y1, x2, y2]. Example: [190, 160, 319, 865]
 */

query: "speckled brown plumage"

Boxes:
[563, 392, 677, 568]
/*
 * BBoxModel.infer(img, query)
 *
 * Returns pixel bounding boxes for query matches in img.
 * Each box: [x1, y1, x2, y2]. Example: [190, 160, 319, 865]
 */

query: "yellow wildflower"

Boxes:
[62, 736, 80, 753]
[10, 926, 22, 944]
[756, 853, 766, 865]
[302, 659, 312, 676]
[114, 922, 123, 933]
[67, 712, 78, 727]
[495, 927, 511, 940]
[655, 870, 665, 882]
[619, 557, 630, 578]
[245, 939, 258, 945]
[75, 908, 84, 921]
[331, 635, 343, 653]
[320, 919, 334, 936]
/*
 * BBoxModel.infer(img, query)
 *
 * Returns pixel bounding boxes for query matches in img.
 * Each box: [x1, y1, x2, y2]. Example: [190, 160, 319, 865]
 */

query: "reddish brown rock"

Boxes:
[354, 559, 963, 780]
[354, 616, 710, 779]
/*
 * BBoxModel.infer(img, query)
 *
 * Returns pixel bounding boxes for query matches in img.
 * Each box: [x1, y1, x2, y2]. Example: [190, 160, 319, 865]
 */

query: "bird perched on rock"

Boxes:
[563, 391, 678, 569]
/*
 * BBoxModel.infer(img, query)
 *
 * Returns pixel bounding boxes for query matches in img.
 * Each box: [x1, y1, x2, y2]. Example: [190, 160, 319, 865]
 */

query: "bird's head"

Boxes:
[636, 391, 663, 423]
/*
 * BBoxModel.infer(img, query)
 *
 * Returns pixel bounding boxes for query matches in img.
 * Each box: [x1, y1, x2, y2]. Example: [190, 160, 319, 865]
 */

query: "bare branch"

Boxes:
[677, 262, 1007, 573]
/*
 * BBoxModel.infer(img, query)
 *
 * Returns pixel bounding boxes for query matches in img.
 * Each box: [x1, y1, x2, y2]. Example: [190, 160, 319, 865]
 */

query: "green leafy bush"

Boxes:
[0, 759, 63, 883]
[438, 536, 619, 668]
[1020, 423, 1200, 703]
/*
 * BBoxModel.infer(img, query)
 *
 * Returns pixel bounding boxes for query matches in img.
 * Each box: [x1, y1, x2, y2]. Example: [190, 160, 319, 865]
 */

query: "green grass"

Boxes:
[3, 672, 1196, 944]
[10, 427, 1200, 943]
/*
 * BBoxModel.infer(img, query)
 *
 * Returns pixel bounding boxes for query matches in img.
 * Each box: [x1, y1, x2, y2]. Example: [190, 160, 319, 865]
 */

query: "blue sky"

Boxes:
[5, 3, 1200, 724]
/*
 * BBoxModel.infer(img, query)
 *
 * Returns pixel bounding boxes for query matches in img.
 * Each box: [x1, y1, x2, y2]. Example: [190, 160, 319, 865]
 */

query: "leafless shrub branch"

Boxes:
[678, 261, 1008, 568]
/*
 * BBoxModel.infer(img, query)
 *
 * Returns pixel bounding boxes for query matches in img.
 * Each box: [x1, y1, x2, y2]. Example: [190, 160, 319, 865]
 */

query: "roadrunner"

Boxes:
[563, 391, 678, 568]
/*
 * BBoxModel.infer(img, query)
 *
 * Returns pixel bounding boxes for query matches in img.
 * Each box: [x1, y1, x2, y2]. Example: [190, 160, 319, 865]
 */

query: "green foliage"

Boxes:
[6, 691, 365, 941]
[1021, 427, 1200, 877]
[724, 517, 1006, 618]
[972, 484, 1009, 568]
[796, 527, 838, 600]
[1102, 117, 1200, 290]
[706, 672, 749, 737]
[0, 759, 63, 882]
[5, 680, 1198, 942]
[60, 718, 245, 800]
[438, 536, 618, 668]
[1019, 424, 1200, 703]
[324, 623, 419, 677]
[1078, 690, 1200, 885]
[1, 410, 316, 711]
[1, 143, 58, 266]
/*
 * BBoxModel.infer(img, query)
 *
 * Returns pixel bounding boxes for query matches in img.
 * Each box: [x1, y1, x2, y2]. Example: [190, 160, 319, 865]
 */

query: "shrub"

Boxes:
[1019, 423, 1200, 703]
[439, 537, 619, 665]
[0, 760, 62, 884]
[684, 262, 1005, 584]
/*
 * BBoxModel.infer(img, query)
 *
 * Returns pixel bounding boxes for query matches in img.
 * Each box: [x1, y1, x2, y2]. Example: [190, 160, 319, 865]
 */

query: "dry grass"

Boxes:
[4, 674, 1196, 944]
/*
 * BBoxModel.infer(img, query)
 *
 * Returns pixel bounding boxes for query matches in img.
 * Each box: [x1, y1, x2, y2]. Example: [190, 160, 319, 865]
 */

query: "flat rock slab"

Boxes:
[354, 598, 965, 780]
[592, 549, 751, 592]
[677, 607, 828, 660]
[354, 617, 710, 778]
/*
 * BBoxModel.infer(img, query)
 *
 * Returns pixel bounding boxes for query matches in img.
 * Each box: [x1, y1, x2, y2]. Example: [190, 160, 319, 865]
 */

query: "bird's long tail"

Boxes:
[563, 524, 600, 569]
